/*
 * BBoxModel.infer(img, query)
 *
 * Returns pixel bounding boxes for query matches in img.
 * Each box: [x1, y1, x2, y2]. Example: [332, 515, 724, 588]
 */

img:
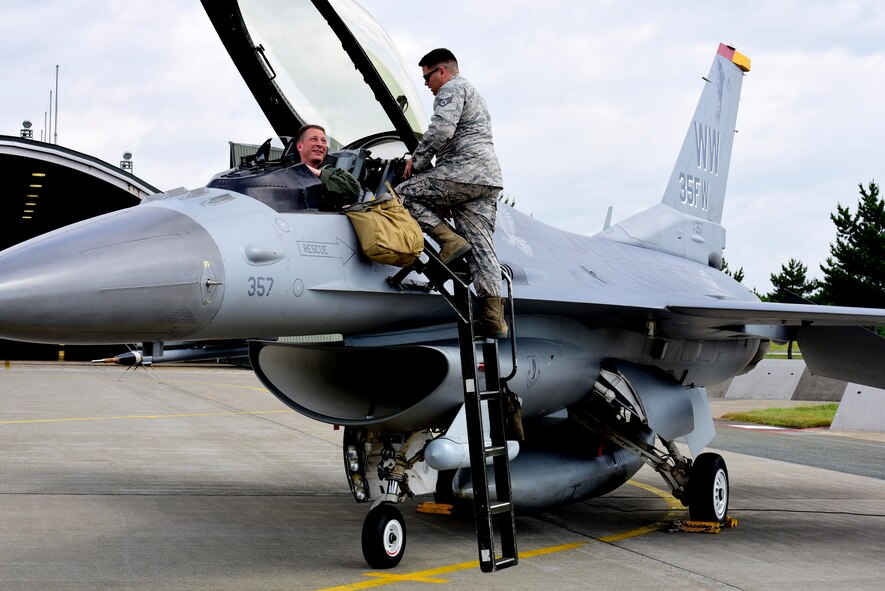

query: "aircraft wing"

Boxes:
[503, 280, 885, 390]
[668, 300, 885, 330]
[511, 294, 885, 337]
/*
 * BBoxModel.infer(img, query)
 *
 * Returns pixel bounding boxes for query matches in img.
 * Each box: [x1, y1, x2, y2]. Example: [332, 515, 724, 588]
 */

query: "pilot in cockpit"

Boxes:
[295, 124, 362, 210]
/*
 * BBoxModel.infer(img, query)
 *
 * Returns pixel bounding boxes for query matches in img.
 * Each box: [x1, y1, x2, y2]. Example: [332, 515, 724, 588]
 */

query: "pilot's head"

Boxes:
[296, 124, 328, 168]
[419, 48, 459, 96]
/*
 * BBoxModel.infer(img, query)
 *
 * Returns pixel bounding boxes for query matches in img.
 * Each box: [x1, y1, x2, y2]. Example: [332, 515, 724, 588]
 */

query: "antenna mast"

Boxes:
[54, 65, 59, 144]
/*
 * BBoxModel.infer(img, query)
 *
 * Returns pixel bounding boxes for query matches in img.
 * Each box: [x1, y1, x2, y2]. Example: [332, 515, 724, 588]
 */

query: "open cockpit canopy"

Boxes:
[202, 0, 427, 153]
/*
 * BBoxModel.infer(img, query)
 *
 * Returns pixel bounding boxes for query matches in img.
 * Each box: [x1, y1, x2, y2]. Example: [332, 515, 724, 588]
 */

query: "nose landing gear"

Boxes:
[345, 428, 434, 569]
[362, 503, 407, 569]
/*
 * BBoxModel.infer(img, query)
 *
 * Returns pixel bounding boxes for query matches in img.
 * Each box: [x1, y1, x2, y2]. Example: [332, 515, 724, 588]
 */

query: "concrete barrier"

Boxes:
[708, 359, 883, 432]
[793, 367, 847, 401]
[717, 360, 846, 403]
[832, 384, 885, 431]
[725, 359, 805, 400]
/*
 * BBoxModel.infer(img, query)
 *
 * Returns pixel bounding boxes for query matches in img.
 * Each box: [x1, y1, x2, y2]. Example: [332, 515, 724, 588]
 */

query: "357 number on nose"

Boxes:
[247, 276, 274, 297]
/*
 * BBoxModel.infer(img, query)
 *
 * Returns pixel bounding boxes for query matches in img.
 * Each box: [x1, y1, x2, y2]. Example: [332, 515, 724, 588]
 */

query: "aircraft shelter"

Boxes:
[0, 134, 158, 360]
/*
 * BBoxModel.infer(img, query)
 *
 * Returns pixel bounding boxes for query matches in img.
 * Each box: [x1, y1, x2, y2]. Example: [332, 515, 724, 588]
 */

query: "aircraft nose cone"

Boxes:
[0, 204, 225, 344]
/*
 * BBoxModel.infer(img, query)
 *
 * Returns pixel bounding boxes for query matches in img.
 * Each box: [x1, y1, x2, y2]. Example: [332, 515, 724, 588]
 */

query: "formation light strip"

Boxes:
[24, 171, 47, 220]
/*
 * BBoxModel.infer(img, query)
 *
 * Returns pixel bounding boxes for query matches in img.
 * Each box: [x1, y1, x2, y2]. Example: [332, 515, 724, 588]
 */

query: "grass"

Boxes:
[720, 403, 839, 429]
[765, 341, 802, 359]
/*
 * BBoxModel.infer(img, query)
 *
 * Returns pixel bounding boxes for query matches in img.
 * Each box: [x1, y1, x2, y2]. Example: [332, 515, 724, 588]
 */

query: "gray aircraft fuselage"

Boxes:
[0, 182, 759, 370]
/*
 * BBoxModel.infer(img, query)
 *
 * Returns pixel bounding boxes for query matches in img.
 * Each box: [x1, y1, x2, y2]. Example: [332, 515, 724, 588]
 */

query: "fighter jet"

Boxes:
[1, 0, 884, 572]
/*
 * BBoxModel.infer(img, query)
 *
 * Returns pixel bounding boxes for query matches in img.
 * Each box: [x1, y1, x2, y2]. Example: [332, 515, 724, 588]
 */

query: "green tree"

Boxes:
[721, 257, 744, 283]
[818, 181, 885, 308]
[766, 258, 820, 358]
[767, 258, 819, 303]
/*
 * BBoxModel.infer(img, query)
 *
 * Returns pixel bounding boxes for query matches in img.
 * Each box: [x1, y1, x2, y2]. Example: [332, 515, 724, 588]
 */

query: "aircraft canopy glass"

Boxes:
[237, 0, 427, 148]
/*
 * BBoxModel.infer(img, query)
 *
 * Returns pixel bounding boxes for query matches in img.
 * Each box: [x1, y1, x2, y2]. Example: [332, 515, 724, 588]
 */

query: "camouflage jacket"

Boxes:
[412, 75, 503, 188]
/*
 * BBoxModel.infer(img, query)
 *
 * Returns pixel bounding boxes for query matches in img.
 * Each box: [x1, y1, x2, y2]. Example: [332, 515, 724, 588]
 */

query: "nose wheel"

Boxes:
[687, 452, 729, 522]
[362, 502, 407, 569]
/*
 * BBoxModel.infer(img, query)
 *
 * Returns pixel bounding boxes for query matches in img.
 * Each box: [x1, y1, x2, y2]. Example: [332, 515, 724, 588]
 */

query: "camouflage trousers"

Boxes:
[396, 176, 502, 298]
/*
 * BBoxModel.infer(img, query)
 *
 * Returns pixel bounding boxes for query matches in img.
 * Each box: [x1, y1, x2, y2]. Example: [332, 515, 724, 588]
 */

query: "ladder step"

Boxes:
[494, 557, 518, 570]
[489, 501, 513, 515]
[414, 241, 518, 574]
[484, 445, 508, 458]
[479, 390, 503, 401]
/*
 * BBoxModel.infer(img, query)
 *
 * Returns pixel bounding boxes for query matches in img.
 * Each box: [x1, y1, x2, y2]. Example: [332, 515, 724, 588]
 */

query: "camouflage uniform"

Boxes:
[397, 74, 503, 297]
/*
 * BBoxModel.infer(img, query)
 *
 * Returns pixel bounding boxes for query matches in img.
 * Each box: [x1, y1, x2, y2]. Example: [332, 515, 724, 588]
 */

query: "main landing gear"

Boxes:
[687, 452, 729, 522]
[572, 397, 731, 524]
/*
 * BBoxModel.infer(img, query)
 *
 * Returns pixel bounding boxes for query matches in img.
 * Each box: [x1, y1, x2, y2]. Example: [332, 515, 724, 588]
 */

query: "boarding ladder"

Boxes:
[388, 236, 519, 572]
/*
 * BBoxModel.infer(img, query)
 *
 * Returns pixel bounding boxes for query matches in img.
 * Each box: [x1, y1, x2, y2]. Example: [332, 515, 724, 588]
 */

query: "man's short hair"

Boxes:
[419, 48, 458, 71]
[297, 124, 326, 142]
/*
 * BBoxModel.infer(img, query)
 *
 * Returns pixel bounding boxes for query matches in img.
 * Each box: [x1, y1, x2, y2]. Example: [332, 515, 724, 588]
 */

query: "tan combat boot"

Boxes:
[429, 223, 471, 264]
[476, 296, 508, 340]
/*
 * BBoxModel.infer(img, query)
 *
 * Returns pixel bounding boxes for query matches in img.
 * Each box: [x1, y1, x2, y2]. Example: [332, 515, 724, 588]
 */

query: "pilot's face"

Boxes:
[422, 64, 446, 96]
[297, 129, 328, 167]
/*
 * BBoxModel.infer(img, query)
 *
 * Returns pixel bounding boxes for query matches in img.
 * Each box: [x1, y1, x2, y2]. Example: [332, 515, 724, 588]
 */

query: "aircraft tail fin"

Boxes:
[604, 44, 750, 268]
[662, 44, 750, 224]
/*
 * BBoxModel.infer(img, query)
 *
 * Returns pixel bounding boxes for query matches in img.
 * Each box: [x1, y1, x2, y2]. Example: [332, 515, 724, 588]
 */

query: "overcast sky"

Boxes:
[2, 1, 883, 293]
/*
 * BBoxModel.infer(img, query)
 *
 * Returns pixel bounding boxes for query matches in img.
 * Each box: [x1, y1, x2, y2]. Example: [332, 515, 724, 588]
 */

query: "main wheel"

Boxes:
[361, 503, 407, 569]
[687, 452, 729, 522]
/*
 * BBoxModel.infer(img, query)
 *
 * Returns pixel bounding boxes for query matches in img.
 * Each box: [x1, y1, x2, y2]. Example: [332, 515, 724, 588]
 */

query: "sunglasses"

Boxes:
[422, 67, 441, 82]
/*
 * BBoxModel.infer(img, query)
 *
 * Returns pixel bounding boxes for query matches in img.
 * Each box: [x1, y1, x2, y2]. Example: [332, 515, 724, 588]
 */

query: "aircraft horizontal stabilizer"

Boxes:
[667, 302, 885, 390]
[797, 326, 885, 390]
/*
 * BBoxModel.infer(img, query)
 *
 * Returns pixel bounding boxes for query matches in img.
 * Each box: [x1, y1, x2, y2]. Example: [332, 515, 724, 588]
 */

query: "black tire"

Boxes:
[361, 503, 407, 569]
[687, 452, 729, 522]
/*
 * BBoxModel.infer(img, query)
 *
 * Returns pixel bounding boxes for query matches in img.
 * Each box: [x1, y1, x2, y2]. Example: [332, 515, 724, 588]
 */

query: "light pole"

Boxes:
[120, 152, 133, 173]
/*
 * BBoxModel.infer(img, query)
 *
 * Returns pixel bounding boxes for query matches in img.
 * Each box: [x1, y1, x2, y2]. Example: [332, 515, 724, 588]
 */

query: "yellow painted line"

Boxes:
[315, 481, 685, 591]
[599, 479, 685, 542]
[0, 410, 292, 425]
[520, 540, 588, 557]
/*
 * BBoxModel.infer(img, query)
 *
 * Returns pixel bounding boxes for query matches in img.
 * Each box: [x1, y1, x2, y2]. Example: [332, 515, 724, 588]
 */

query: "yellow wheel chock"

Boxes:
[416, 502, 454, 515]
[676, 516, 738, 533]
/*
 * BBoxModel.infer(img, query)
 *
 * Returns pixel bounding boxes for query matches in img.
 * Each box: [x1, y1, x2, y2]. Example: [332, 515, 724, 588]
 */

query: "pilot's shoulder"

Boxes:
[435, 76, 467, 108]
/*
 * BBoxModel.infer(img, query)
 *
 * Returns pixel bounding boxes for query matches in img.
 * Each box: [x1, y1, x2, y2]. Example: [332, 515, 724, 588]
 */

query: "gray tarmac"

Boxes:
[1, 362, 883, 591]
